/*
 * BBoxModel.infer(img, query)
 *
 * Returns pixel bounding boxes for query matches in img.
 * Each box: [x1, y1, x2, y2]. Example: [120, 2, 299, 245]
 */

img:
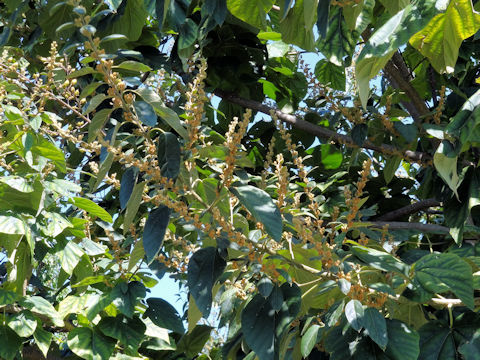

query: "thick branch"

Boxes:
[367, 221, 449, 234]
[383, 52, 430, 122]
[214, 90, 431, 164]
[376, 198, 441, 221]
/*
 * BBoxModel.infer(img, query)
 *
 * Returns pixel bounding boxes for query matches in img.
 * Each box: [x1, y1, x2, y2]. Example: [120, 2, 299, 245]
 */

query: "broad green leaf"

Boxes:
[32, 138, 66, 172]
[230, 184, 283, 242]
[85, 293, 113, 321]
[123, 181, 145, 233]
[88, 108, 112, 142]
[385, 319, 419, 360]
[152, 105, 189, 140]
[0, 325, 23, 360]
[120, 167, 136, 210]
[133, 101, 157, 126]
[7, 310, 37, 337]
[241, 283, 301, 360]
[414, 253, 474, 309]
[410, 0, 480, 74]
[178, 18, 198, 50]
[301, 324, 320, 358]
[20, 296, 64, 327]
[384, 156, 402, 184]
[280, 0, 316, 51]
[67, 67, 98, 78]
[187, 294, 202, 332]
[343, 0, 375, 33]
[70, 197, 113, 223]
[33, 327, 53, 358]
[58, 295, 89, 319]
[100, 34, 128, 43]
[0, 289, 18, 306]
[459, 330, 480, 360]
[157, 132, 181, 180]
[42, 212, 72, 237]
[356, 1, 440, 107]
[379, 0, 410, 14]
[345, 299, 364, 331]
[0, 176, 33, 192]
[317, 0, 330, 37]
[106, 0, 148, 48]
[85, 94, 110, 114]
[128, 239, 145, 271]
[226, 0, 274, 29]
[145, 298, 185, 334]
[114, 61, 151, 73]
[418, 321, 455, 360]
[258, 277, 274, 298]
[350, 244, 410, 276]
[71, 275, 106, 288]
[43, 179, 81, 197]
[317, 7, 356, 66]
[434, 141, 459, 198]
[97, 316, 146, 353]
[177, 325, 213, 358]
[320, 144, 343, 169]
[363, 308, 388, 349]
[0, 215, 26, 235]
[111, 281, 146, 318]
[143, 206, 171, 264]
[67, 327, 116, 360]
[187, 247, 226, 317]
[92, 152, 114, 192]
[314, 59, 345, 91]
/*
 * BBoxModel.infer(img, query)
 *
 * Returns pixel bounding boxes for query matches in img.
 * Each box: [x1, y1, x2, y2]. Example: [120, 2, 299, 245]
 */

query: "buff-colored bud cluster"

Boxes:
[344, 159, 372, 231]
[433, 85, 446, 125]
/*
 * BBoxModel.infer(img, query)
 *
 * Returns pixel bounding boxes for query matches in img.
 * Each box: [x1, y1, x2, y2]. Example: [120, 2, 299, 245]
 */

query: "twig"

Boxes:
[365, 221, 449, 233]
[214, 90, 431, 164]
[376, 198, 441, 221]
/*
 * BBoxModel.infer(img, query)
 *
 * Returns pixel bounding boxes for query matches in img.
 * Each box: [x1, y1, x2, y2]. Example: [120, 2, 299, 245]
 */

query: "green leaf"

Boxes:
[100, 34, 128, 43]
[177, 325, 213, 358]
[0, 215, 26, 235]
[97, 316, 146, 354]
[459, 330, 480, 360]
[120, 167, 136, 210]
[88, 108, 112, 142]
[143, 206, 171, 264]
[7, 310, 37, 337]
[363, 308, 388, 349]
[356, 1, 440, 107]
[70, 197, 113, 223]
[385, 319, 419, 360]
[418, 321, 455, 360]
[384, 156, 402, 184]
[316, 0, 330, 38]
[33, 327, 53, 358]
[279, 0, 316, 51]
[123, 181, 145, 233]
[133, 101, 157, 126]
[320, 144, 343, 169]
[317, 7, 356, 66]
[67, 67, 98, 78]
[152, 105, 189, 140]
[258, 277, 274, 297]
[145, 298, 185, 334]
[0, 289, 19, 306]
[111, 281, 146, 318]
[92, 152, 114, 192]
[414, 253, 474, 309]
[434, 141, 460, 198]
[0, 325, 23, 360]
[128, 239, 145, 271]
[241, 283, 301, 360]
[345, 299, 364, 331]
[0, 176, 33, 192]
[67, 327, 116, 360]
[230, 184, 283, 242]
[350, 244, 410, 276]
[85, 94, 110, 114]
[20, 296, 64, 327]
[301, 324, 320, 358]
[157, 132, 181, 180]
[86, 293, 113, 321]
[226, 0, 274, 29]
[114, 61, 151, 73]
[178, 18, 198, 50]
[188, 247, 226, 317]
[106, 0, 148, 47]
[314, 59, 345, 91]
[32, 138, 66, 172]
[410, 0, 480, 74]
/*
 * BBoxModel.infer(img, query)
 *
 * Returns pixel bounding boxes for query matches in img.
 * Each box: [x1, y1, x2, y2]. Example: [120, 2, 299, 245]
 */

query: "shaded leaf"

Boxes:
[145, 298, 185, 334]
[143, 206, 171, 264]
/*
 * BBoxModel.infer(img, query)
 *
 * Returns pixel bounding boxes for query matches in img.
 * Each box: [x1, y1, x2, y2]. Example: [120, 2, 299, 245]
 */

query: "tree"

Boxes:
[1, 0, 480, 358]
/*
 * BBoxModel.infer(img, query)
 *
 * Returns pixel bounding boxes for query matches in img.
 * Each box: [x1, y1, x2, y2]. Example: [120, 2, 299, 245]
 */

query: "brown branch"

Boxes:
[376, 198, 441, 221]
[383, 51, 431, 122]
[214, 89, 431, 164]
[366, 221, 449, 234]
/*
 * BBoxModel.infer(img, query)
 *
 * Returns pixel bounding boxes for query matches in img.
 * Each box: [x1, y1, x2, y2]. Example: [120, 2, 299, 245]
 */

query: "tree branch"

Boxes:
[214, 90, 431, 164]
[383, 51, 431, 122]
[376, 198, 441, 221]
[366, 221, 449, 234]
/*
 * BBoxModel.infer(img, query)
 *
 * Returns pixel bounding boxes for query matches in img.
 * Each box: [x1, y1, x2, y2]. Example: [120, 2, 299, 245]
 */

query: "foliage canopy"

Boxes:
[1, 0, 480, 359]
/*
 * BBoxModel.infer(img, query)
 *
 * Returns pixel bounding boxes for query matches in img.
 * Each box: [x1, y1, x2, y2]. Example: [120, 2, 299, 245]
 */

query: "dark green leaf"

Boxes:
[316, 0, 330, 38]
[67, 327, 116, 360]
[114, 61, 151, 72]
[351, 244, 410, 276]
[157, 132, 181, 180]
[345, 299, 364, 331]
[143, 206, 171, 264]
[134, 101, 157, 126]
[145, 298, 185, 334]
[230, 184, 282, 242]
[123, 181, 145, 233]
[301, 324, 320, 358]
[119, 167, 136, 210]
[0, 325, 23, 360]
[33, 327, 53, 358]
[188, 247, 226, 317]
[177, 325, 213, 358]
[88, 108, 112, 142]
[418, 321, 455, 360]
[314, 59, 345, 91]
[7, 310, 37, 337]
[20, 296, 64, 327]
[352, 124, 368, 146]
[414, 253, 474, 309]
[385, 319, 419, 360]
[384, 156, 402, 184]
[459, 330, 480, 360]
[258, 277, 274, 297]
[363, 308, 387, 349]
[111, 281, 146, 318]
[97, 316, 146, 353]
